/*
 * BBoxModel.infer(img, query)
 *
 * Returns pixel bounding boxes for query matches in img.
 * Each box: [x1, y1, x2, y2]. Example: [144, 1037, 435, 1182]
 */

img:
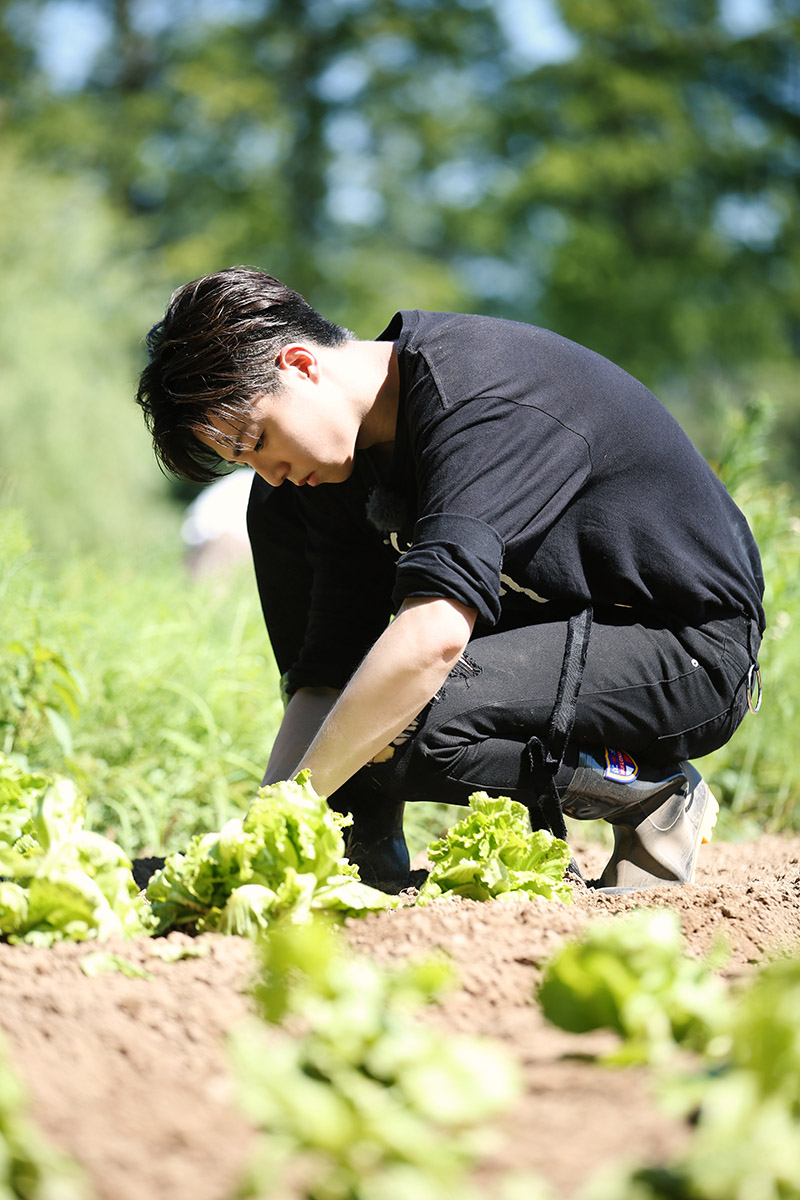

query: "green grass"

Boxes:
[697, 398, 800, 834]
[1, 510, 282, 854]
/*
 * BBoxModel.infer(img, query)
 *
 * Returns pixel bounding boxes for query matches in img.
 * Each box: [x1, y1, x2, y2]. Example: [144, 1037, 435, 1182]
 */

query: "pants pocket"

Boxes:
[644, 635, 752, 764]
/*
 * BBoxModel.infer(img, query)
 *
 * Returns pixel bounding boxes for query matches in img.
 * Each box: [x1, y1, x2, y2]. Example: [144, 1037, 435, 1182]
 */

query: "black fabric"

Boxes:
[361, 609, 760, 816]
[378, 312, 765, 638]
[248, 456, 397, 695]
[245, 311, 765, 809]
[247, 479, 312, 677]
[393, 512, 504, 625]
[526, 606, 593, 839]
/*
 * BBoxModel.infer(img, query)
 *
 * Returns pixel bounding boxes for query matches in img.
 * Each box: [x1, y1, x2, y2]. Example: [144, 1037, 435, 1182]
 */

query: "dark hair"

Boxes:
[135, 266, 352, 481]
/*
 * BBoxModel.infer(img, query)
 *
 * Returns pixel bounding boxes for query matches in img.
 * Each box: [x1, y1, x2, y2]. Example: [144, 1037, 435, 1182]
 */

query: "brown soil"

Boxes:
[2, 834, 800, 1200]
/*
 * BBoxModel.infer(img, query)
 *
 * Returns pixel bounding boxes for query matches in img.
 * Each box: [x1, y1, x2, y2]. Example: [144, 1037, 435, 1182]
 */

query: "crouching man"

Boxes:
[135, 267, 764, 891]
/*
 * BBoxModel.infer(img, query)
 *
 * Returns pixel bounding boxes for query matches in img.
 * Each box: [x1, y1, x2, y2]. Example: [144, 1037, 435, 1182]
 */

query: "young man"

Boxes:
[136, 266, 765, 891]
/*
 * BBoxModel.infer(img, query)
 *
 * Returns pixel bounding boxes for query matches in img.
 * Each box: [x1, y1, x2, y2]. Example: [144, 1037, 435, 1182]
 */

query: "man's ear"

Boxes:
[276, 344, 319, 382]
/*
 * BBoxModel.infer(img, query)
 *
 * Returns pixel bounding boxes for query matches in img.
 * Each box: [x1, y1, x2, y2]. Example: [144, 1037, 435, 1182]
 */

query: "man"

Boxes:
[136, 266, 764, 892]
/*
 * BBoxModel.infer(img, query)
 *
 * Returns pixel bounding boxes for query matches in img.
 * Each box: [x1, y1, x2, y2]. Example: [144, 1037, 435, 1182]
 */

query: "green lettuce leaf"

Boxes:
[80, 951, 155, 980]
[146, 774, 396, 935]
[417, 792, 573, 905]
[0, 756, 148, 946]
[0, 880, 29, 934]
[234, 918, 521, 1200]
[538, 908, 728, 1063]
[27, 775, 85, 851]
[0, 754, 49, 849]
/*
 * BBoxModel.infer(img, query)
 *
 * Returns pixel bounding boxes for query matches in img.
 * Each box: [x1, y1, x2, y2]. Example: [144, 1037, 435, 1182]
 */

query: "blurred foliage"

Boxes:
[503, 0, 800, 384]
[234, 917, 520, 1200]
[1, 0, 797, 376]
[0, 508, 282, 854]
[0, 143, 176, 553]
[542, 924, 800, 1200]
[699, 396, 800, 833]
[0, 0, 798, 539]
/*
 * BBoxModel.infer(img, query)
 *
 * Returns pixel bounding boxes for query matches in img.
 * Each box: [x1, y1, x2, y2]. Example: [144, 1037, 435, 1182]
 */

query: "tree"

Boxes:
[3, 0, 798, 379]
[483, 0, 800, 383]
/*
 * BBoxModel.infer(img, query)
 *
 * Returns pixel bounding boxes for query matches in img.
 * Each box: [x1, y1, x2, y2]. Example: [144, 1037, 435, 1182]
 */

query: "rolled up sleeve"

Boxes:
[391, 511, 504, 625]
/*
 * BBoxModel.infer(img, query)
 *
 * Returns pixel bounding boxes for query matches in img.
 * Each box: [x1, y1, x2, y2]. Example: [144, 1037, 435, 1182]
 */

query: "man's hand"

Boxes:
[293, 596, 477, 797]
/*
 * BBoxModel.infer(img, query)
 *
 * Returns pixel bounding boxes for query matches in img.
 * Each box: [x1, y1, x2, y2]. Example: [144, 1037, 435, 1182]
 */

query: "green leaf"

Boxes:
[43, 705, 73, 756]
[538, 908, 729, 1063]
[0, 755, 147, 945]
[417, 792, 573, 906]
[80, 952, 155, 980]
[145, 776, 396, 936]
[148, 940, 210, 963]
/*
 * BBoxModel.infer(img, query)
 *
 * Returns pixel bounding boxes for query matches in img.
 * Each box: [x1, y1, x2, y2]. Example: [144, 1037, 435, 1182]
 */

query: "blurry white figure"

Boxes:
[181, 467, 255, 577]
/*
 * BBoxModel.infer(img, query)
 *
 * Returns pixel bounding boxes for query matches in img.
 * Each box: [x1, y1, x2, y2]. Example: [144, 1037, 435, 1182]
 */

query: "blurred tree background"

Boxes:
[1, 0, 799, 846]
[2, 0, 798, 551]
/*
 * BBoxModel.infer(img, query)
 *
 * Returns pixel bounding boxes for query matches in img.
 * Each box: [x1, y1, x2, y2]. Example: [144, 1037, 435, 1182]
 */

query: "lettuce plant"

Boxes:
[417, 792, 573, 905]
[577, 950, 800, 1200]
[145, 773, 396, 935]
[232, 918, 521, 1200]
[538, 908, 728, 1063]
[0, 754, 147, 946]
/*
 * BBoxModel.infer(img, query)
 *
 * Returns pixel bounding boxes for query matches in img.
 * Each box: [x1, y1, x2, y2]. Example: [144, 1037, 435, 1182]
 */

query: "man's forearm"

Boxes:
[295, 597, 476, 797]
[262, 686, 340, 785]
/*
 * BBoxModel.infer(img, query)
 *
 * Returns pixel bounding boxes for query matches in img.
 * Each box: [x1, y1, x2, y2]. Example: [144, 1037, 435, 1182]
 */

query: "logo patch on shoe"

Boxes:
[603, 748, 638, 782]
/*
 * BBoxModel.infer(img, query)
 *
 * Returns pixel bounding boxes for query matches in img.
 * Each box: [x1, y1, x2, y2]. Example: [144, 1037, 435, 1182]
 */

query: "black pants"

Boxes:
[248, 480, 760, 817]
[360, 607, 759, 811]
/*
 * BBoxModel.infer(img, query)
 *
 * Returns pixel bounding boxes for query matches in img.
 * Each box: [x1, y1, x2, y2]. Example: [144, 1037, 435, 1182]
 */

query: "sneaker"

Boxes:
[594, 763, 719, 892]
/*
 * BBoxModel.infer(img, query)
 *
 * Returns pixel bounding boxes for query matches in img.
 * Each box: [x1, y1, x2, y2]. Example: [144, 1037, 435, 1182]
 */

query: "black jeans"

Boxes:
[360, 607, 760, 811]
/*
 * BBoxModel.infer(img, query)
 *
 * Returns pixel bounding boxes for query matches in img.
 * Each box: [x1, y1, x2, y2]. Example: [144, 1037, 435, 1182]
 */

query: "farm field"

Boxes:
[2, 833, 799, 1200]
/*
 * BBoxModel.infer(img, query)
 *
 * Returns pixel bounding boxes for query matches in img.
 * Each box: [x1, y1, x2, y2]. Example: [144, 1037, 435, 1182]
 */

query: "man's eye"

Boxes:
[254, 433, 264, 452]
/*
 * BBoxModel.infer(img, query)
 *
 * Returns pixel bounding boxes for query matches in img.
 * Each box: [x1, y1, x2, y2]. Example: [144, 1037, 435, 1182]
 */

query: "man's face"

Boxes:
[195, 346, 359, 489]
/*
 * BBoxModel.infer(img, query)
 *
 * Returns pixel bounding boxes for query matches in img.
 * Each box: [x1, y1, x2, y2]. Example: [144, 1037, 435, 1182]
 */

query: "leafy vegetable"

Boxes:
[80, 951, 154, 980]
[232, 918, 520, 1200]
[145, 773, 396, 935]
[0, 760, 51, 849]
[538, 908, 728, 1063]
[0, 1031, 87, 1199]
[0, 755, 148, 947]
[726, 953, 800, 1107]
[147, 940, 210, 963]
[417, 792, 573, 905]
[580, 950, 800, 1200]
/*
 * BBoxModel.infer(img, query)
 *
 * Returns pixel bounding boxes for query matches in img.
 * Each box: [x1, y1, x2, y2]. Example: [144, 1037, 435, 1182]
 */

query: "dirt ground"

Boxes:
[2, 833, 800, 1200]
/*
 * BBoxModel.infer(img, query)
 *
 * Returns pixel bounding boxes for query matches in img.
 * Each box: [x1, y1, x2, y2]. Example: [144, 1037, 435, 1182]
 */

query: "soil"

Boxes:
[2, 833, 800, 1200]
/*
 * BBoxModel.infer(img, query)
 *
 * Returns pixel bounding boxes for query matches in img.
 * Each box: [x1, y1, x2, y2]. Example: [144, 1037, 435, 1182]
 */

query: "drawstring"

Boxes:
[526, 607, 593, 840]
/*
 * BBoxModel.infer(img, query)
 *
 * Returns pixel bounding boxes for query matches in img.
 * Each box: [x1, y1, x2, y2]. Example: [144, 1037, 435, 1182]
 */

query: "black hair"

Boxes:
[135, 266, 351, 481]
